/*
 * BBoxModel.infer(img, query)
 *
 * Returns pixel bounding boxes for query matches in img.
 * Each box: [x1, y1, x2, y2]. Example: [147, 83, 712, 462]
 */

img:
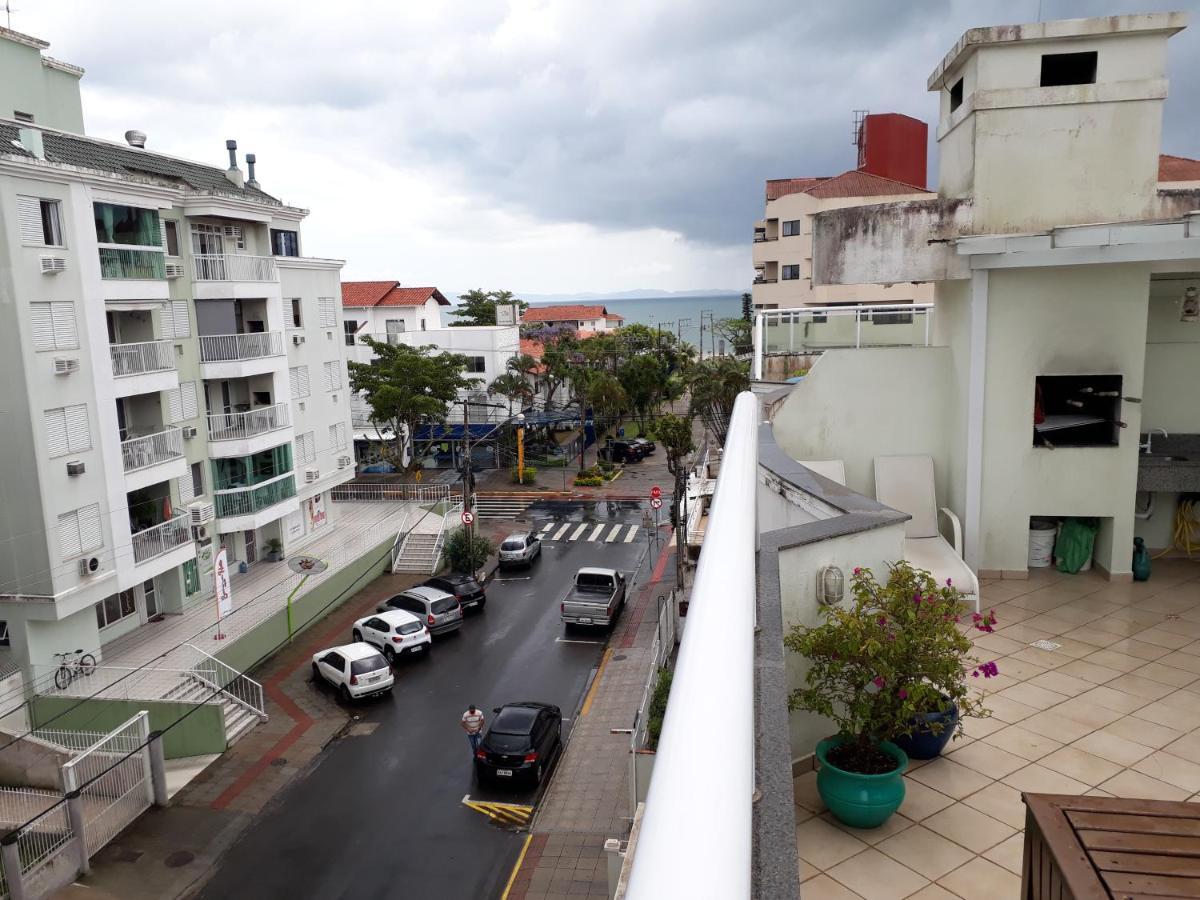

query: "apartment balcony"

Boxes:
[198, 331, 285, 379]
[121, 427, 187, 491]
[207, 403, 293, 458]
[109, 339, 179, 398]
[98, 248, 169, 301]
[192, 254, 279, 300]
[213, 472, 298, 531]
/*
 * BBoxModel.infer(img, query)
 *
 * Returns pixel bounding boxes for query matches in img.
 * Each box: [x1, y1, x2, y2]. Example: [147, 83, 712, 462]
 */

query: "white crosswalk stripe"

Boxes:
[552, 523, 571, 541]
[623, 524, 638, 543]
[569, 524, 589, 541]
[539, 522, 554, 535]
[605, 524, 623, 543]
[588, 524, 606, 542]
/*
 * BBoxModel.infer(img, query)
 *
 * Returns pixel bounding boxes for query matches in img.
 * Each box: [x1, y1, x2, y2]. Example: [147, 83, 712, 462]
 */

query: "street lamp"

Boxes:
[515, 412, 526, 480]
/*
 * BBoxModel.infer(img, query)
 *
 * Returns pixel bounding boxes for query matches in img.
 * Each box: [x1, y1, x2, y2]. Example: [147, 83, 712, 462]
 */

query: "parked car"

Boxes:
[561, 567, 627, 628]
[598, 439, 645, 464]
[351, 609, 431, 663]
[311, 643, 393, 701]
[631, 437, 656, 455]
[498, 532, 542, 570]
[423, 572, 487, 612]
[377, 585, 464, 637]
[474, 701, 563, 787]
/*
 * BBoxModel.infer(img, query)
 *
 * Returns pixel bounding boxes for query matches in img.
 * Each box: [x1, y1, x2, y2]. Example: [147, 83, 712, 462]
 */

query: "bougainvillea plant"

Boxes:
[785, 561, 998, 774]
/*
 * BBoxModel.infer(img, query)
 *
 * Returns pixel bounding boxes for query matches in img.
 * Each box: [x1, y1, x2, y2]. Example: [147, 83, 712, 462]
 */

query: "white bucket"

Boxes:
[1028, 518, 1057, 568]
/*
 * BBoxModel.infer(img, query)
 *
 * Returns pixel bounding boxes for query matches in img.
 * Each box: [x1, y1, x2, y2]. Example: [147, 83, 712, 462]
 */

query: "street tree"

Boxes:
[489, 372, 533, 416]
[617, 353, 667, 431]
[741, 292, 753, 322]
[688, 356, 750, 443]
[655, 413, 696, 587]
[714, 317, 753, 355]
[348, 340, 482, 471]
[449, 289, 528, 327]
[443, 526, 493, 574]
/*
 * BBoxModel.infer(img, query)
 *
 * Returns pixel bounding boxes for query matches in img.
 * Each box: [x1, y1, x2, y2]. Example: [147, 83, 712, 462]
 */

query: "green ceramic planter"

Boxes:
[815, 736, 908, 829]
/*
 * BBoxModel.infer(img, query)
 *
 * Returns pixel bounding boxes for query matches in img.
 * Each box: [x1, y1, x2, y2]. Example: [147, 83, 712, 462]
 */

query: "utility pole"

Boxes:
[461, 399, 473, 532]
[677, 318, 691, 345]
[698, 315, 704, 362]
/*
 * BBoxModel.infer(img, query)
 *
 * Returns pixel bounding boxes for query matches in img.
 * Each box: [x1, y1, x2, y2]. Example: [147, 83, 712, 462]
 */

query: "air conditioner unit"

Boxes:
[66, 460, 85, 476]
[164, 263, 185, 279]
[222, 225, 242, 238]
[40, 256, 66, 275]
[187, 501, 215, 526]
[180, 425, 197, 439]
[191, 524, 208, 541]
[305, 467, 320, 483]
[78, 556, 100, 577]
[292, 334, 305, 345]
[53, 358, 79, 375]
[337, 455, 352, 468]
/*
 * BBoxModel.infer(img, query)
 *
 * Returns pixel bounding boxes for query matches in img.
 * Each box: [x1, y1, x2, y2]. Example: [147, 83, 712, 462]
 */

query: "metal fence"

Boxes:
[120, 427, 185, 473]
[61, 712, 151, 857]
[330, 483, 450, 504]
[130, 514, 191, 564]
[208, 403, 290, 442]
[198, 331, 284, 362]
[192, 254, 277, 282]
[109, 340, 175, 378]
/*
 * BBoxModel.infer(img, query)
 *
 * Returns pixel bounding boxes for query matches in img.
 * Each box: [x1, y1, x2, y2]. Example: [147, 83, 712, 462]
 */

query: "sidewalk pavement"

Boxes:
[504, 540, 677, 900]
[51, 571, 425, 900]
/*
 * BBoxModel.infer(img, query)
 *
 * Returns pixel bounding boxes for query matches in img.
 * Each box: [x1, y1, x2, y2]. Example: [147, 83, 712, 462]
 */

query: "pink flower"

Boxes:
[946, 577, 953, 586]
[853, 567, 862, 575]
[898, 688, 908, 700]
[971, 669, 980, 678]
[877, 616, 888, 626]
[980, 661, 999, 678]
[873, 676, 886, 689]
[913, 593, 922, 606]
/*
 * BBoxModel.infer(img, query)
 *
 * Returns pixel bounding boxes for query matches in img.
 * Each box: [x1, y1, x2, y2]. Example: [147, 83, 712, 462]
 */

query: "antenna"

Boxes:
[3, 2, 17, 29]
[852, 109, 869, 169]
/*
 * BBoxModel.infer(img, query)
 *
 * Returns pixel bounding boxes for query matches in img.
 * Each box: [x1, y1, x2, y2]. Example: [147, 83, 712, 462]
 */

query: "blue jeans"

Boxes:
[468, 732, 482, 754]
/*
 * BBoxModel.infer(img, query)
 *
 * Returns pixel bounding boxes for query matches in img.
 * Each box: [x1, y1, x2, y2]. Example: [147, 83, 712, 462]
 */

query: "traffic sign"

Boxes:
[650, 485, 662, 500]
[461, 510, 475, 526]
[650, 497, 663, 510]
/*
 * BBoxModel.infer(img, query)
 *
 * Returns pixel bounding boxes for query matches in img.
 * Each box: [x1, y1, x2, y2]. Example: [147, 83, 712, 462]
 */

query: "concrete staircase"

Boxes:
[392, 531, 442, 573]
[473, 494, 534, 519]
[163, 677, 262, 748]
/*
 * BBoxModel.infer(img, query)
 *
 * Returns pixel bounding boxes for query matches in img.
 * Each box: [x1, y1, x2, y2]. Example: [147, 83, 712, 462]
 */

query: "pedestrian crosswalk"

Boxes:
[536, 520, 642, 544]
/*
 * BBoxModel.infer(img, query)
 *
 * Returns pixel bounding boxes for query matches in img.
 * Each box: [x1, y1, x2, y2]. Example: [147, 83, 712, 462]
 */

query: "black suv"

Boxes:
[631, 437, 656, 455]
[422, 573, 486, 612]
[599, 439, 645, 464]
[474, 702, 563, 788]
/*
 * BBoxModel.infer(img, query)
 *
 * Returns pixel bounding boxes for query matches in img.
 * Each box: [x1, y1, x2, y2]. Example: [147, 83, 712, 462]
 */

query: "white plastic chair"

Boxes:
[873, 455, 980, 612]
[799, 460, 846, 486]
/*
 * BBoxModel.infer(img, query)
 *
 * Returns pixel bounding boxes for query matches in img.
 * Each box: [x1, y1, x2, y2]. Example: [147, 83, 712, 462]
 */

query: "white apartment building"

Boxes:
[0, 28, 354, 672]
[340, 281, 448, 341]
[521, 303, 624, 332]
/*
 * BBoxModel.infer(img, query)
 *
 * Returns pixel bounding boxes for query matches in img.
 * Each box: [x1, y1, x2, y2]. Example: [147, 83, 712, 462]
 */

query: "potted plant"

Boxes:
[264, 538, 284, 563]
[785, 562, 997, 828]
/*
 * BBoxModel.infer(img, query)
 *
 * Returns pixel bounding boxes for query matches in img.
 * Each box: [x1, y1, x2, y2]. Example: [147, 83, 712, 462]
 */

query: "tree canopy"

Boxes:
[449, 289, 529, 327]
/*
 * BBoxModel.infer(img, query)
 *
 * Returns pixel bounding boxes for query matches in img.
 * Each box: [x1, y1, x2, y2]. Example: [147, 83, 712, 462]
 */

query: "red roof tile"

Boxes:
[1159, 153, 1200, 182]
[766, 177, 830, 201]
[522, 304, 621, 323]
[341, 281, 450, 308]
[802, 170, 931, 199]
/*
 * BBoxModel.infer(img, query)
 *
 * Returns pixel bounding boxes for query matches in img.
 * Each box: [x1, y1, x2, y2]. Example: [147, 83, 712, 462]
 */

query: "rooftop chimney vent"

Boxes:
[124, 130, 146, 148]
[245, 153, 259, 188]
[224, 139, 244, 188]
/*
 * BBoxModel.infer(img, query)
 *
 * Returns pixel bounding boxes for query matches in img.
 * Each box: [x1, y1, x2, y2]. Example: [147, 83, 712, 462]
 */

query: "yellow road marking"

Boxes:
[461, 795, 535, 827]
[501, 833, 534, 900]
[580, 648, 612, 716]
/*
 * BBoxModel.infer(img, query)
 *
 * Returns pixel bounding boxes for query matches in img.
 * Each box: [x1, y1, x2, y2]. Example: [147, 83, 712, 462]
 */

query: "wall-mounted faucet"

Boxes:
[1141, 427, 1169, 454]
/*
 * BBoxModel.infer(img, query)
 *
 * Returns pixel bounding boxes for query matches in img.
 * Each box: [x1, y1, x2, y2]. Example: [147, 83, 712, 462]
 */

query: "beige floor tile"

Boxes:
[1131, 697, 1200, 732]
[983, 832, 1027, 876]
[971, 633, 1029, 656]
[1002, 763, 1091, 795]
[826, 848, 928, 900]
[961, 782, 1028, 830]
[1132, 661, 1200, 688]
[907, 759, 994, 800]
[1103, 673, 1178, 700]
[1098, 769, 1192, 801]
[996, 682, 1069, 711]
[877, 825, 975, 881]
[795, 770, 828, 814]
[825, 811, 915, 847]
[1038, 746, 1124, 786]
[1025, 670, 1094, 697]
[906, 885, 960, 900]
[1131, 626, 1198, 650]
[1021, 613, 1085, 635]
[1073, 685, 1151, 715]
[1133, 750, 1200, 792]
[1056, 658, 1123, 684]
[1043, 604, 1106, 626]
[979, 657, 1044, 684]
[923, 803, 1016, 854]
[1157, 650, 1200, 675]
[899, 778, 956, 821]
[1071, 730, 1155, 767]
[958, 715, 1006, 741]
[938, 857, 1022, 900]
[945, 741, 1029, 779]
[989, 722, 1066, 759]
[800, 857, 821, 881]
[1102, 715, 1183, 749]
[1053, 697, 1125, 730]
[993, 622, 1063, 644]
[795, 816, 869, 869]
[798, 873, 865, 899]
[1087, 617, 1151, 638]
[1163, 729, 1200, 764]
[985, 601, 1038, 623]
[1140, 592, 1200, 615]
[1104, 638, 1172, 661]
[1059, 596, 1127, 616]
[1060, 625, 1120, 648]
[981, 695, 1039, 724]
[1080, 649, 1145, 673]
[1047, 637, 1110, 660]
[1006, 646, 1078, 670]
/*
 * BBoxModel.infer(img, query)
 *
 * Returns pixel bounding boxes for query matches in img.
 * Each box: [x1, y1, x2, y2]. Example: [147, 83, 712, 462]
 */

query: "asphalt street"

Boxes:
[195, 500, 651, 900]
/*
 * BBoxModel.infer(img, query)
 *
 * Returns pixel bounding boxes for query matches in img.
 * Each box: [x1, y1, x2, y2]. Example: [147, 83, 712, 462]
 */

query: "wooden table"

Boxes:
[1022, 793, 1200, 899]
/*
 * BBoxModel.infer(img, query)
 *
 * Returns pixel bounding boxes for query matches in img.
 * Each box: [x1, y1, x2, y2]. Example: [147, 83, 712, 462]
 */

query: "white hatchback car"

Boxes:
[311, 643, 393, 700]
[351, 609, 432, 663]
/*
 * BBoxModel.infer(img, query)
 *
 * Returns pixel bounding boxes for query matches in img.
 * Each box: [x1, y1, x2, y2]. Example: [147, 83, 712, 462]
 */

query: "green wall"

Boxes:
[214, 536, 394, 674]
[28, 696, 226, 760]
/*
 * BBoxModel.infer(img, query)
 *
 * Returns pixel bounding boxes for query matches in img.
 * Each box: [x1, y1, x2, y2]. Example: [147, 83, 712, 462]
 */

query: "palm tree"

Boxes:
[490, 372, 533, 416]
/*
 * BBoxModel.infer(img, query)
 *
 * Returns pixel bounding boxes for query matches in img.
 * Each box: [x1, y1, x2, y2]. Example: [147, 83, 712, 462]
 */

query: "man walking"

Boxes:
[462, 704, 485, 755]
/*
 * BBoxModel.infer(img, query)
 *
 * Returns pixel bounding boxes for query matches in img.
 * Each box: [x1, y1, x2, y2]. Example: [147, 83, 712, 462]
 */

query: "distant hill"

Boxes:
[445, 288, 742, 304]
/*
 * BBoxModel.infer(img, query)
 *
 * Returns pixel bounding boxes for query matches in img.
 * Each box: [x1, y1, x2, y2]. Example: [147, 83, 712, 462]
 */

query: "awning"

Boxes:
[413, 423, 500, 441]
[354, 428, 396, 442]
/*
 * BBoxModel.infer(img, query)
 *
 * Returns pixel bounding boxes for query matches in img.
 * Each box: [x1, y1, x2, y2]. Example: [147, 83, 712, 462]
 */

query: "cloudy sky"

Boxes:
[15, 0, 1200, 295]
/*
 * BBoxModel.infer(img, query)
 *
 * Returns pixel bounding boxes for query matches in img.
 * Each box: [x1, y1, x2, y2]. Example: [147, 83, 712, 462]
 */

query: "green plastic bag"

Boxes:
[1055, 517, 1099, 574]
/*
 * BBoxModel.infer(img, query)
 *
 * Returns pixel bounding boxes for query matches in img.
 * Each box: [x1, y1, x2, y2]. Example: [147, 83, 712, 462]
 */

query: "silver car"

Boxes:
[376, 585, 463, 636]
[498, 532, 542, 569]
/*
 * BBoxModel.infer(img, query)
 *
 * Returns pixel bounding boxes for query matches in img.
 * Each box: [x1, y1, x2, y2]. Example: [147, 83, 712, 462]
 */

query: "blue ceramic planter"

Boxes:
[892, 701, 960, 760]
[815, 736, 908, 829]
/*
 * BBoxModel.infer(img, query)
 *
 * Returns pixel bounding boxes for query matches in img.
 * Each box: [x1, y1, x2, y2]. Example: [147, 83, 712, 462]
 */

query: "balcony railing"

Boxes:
[98, 248, 165, 280]
[192, 254, 278, 282]
[208, 403, 290, 442]
[121, 427, 185, 474]
[199, 331, 284, 363]
[753, 276, 778, 284]
[214, 472, 297, 518]
[131, 514, 191, 564]
[109, 340, 176, 378]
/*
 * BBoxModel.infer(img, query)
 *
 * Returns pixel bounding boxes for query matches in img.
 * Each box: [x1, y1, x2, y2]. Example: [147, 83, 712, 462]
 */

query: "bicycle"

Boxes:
[53, 649, 97, 690]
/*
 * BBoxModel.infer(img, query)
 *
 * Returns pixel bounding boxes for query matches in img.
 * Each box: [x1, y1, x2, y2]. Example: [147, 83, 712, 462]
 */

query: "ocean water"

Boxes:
[527, 294, 743, 354]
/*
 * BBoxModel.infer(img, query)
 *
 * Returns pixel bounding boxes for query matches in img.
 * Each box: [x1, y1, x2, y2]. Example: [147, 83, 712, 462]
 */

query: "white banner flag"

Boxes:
[214, 547, 234, 619]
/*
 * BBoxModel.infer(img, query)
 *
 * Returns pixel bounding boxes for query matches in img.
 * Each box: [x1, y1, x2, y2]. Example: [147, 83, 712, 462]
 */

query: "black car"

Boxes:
[474, 702, 562, 787]
[423, 573, 486, 612]
[631, 437, 656, 455]
[599, 439, 645, 464]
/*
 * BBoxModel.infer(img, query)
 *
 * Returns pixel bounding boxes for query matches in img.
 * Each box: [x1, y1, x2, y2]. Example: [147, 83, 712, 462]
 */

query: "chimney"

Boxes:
[124, 129, 147, 149]
[245, 153, 259, 188]
[224, 139, 244, 188]
[856, 113, 928, 189]
[17, 128, 44, 160]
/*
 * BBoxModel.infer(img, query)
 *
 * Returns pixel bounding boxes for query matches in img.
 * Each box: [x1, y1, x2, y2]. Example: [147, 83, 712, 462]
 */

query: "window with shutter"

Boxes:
[44, 408, 68, 457]
[16, 196, 42, 244]
[30, 303, 54, 351]
[44, 405, 90, 457]
[298, 431, 316, 464]
[318, 298, 337, 328]
[77, 504, 102, 554]
[323, 361, 342, 392]
[30, 302, 78, 351]
[169, 301, 190, 338]
[178, 473, 195, 504]
[290, 366, 310, 399]
[328, 424, 338, 451]
[181, 382, 198, 420]
[167, 387, 184, 424]
[65, 405, 90, 452]
[58, 510, 81, 559]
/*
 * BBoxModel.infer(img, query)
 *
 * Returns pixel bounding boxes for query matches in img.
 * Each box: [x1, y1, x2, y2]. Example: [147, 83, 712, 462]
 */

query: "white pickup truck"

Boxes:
[560, 567, 627, 628]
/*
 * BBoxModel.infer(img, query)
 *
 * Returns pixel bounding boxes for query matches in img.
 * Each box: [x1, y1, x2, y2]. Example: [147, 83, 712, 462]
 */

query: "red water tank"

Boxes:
[858, 113, 927, 189]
